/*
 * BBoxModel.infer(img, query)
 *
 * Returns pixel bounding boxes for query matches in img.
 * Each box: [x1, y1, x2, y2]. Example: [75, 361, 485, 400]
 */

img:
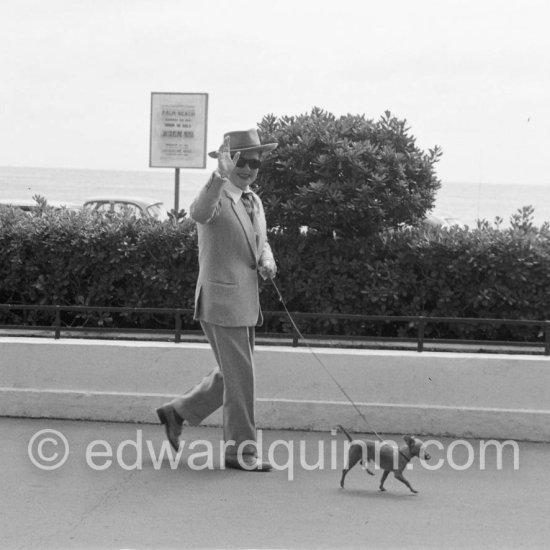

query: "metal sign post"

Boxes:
[174, 168, 180, 213]
[149, 92, 208, 213]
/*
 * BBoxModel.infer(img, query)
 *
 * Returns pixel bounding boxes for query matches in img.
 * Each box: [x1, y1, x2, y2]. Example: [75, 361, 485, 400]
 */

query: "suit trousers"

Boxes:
[170, 321, 257, 458]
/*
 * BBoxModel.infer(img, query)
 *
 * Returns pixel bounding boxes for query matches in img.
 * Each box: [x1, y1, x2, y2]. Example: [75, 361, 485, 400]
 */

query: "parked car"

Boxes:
[82, 196, 169, 221]
[0, 199, 79, 213]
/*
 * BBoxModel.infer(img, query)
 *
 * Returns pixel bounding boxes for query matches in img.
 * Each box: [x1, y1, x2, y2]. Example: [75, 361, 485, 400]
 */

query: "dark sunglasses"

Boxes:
[234, 156, 261, 169]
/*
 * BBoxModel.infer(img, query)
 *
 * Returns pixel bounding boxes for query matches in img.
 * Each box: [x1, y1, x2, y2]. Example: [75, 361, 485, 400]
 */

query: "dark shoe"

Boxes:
[156, 404, 183, 451]
[224, 455, 273, 472]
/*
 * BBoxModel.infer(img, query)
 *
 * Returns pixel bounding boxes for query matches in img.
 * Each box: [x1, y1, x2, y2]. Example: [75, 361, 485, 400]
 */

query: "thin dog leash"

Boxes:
[269, 277, 385, 443]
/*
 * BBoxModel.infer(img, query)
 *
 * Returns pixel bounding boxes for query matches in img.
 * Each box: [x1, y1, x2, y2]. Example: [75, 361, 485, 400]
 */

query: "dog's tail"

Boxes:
[337, 425, 354, 442]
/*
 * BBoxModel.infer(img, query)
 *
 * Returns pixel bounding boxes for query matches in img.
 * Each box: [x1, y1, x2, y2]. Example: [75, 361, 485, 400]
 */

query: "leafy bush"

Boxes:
[257, 108, 442, 238]
[1, 200, 549, 342]
[251, 109, 550, 343]
[260, 206, 550, 342]
[0, 199, 198, 329]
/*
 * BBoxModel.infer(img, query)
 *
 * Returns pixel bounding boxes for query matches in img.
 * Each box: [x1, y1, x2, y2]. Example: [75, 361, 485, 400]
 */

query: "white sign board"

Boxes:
[149, 92, 208, 168]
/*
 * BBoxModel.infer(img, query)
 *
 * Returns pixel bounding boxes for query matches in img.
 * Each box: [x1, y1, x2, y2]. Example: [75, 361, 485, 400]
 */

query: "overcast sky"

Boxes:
[1, 0, 549, 185]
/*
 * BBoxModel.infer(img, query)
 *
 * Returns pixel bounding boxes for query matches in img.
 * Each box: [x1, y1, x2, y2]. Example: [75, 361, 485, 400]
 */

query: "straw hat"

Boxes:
[208, 129, 278, 158]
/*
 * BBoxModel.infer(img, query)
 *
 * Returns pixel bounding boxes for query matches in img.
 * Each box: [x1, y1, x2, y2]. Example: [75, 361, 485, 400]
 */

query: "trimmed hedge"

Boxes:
[0, 202, 198, 329]
[1, 202, 549, 341]
[260, 207, 550, 341]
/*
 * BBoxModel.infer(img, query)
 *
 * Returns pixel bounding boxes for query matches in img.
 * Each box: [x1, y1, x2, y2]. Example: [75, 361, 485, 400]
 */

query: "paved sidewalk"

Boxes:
[1, 417, 549, 549]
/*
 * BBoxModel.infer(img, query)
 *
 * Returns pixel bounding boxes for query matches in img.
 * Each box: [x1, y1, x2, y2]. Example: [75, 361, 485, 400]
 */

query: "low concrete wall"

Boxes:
[1, 337, 548, 441]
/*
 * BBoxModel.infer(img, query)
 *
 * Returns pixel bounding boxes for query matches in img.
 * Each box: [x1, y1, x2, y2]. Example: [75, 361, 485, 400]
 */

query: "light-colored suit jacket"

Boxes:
[190, 174, 275, 327]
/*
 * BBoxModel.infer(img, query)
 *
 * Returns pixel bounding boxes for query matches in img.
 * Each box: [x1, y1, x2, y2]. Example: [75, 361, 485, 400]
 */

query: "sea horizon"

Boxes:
[1, 164, 549, 228]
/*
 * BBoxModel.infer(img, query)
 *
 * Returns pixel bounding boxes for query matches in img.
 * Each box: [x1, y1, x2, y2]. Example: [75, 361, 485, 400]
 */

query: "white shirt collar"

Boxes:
[225, 180, 250, 203]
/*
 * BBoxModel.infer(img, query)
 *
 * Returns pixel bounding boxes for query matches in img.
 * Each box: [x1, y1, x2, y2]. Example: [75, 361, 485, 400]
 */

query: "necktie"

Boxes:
[241, 192, 256, 222]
